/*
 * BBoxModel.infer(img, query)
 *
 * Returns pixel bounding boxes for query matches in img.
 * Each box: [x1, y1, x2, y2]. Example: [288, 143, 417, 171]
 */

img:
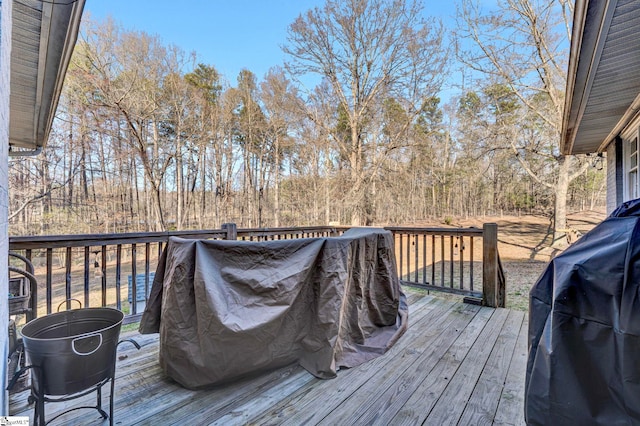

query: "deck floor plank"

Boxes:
[254, 297, 457, 426]
[122, 364, 312, 425]
[141, 294, 439, 426]
[209, 368, 317, 426]
[8, 290, 528, 426]
[319, 303, 482, 426]
[387, 306, 496, 426]
[493, 318, 528, 426]
[421, 308, 511, 426]
[457, 310, 525, 426]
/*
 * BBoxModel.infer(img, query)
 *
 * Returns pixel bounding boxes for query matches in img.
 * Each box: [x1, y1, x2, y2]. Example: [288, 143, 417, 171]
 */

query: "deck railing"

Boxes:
[8, 223, 504, 324]
[387, 223, 504, 307]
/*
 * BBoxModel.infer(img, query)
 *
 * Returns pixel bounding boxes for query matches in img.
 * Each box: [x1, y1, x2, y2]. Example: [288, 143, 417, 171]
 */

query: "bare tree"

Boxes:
[8, 9, 607, 237]
[456, 0, 590, 246]
[185, 63, 224, 228]
[75, 19, 191, 231]
[233, 69, 269, 226]
[260, 67, 303, 227]
[284, 0, 448, 225]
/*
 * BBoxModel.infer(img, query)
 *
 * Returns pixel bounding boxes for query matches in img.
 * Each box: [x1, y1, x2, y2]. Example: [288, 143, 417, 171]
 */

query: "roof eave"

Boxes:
[561, 0, 619, 155]
[560, 0, 588, 155]
[8, 0, 85, 154]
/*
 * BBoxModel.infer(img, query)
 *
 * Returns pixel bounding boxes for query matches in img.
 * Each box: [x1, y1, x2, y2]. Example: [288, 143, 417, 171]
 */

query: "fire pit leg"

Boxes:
[31, 368, 47, 426]
[95, 383, 108, 419]
[32, 389, 45, 426]
[29, 380, 112, 425]
[110, 377, 115, 426]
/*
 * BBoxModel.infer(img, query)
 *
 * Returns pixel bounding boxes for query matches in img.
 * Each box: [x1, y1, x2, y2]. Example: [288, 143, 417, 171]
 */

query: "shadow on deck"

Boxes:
[9, 289, 527, 425]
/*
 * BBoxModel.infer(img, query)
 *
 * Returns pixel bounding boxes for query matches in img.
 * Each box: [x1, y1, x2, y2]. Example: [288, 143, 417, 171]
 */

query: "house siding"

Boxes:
[606, 137, 623, 214]
[0, 0, 11, 414]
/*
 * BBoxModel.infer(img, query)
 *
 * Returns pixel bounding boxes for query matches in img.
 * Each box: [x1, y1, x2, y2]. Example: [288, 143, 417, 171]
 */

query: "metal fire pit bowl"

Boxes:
[14, 307, 138, 425]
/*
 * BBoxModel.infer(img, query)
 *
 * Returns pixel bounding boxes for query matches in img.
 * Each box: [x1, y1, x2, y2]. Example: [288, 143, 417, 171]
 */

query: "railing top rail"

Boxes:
[8, 224, 486, 250]
[8, 226, 353, 250]
[241, 225, 347, 231]
[9, 229, 228, 250]
[384, 226, 484, 237]
[237, 225, 350, 235]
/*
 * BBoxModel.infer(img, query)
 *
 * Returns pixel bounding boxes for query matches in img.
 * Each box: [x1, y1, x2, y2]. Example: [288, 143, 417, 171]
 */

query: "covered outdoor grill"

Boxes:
[140, 227, 408, 389]
[526, 199, 640, 424]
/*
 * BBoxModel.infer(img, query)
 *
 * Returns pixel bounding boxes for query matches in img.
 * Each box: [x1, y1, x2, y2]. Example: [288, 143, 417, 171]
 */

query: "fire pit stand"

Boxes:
[29, 375, 113, 425]
[10, 338, 141, 426]
[10, 307, 140, 426]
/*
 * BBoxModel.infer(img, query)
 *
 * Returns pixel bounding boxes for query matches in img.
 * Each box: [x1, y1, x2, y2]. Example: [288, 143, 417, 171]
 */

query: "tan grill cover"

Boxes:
[139, 228, 408, 389]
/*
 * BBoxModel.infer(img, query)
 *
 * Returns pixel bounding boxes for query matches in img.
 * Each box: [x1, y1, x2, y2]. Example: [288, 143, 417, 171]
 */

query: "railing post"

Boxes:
[222, 223, 237, 240]
[483, 223, 499, 308]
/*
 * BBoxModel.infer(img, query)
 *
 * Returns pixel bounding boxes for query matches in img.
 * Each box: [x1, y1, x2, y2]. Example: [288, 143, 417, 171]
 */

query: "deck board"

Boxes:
[282, 299, 457, 425]
[457, 310, 525, 426]
[493, 318, 528, 426]
[424, 308, 510, 426]
[320, 303, 481, 425]
[252, 297, 452, 426]
[388, 306, 495, 426]
[9, 289, 528, 425]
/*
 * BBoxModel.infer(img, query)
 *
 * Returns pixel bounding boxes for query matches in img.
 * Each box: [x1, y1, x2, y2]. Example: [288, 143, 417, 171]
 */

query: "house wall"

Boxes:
[606, 137, 623, 214]
[0, 0, 11, 414]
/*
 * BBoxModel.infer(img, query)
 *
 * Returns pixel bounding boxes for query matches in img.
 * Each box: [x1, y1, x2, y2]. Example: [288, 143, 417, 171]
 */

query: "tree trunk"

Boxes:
[151, 184, 166, 231]
[349, 123, 363, 226]
[552, 155, 570, 248]
[199, 144, 207, 229]
[274, 135, 280, 227]
[176, 135, 184, 229]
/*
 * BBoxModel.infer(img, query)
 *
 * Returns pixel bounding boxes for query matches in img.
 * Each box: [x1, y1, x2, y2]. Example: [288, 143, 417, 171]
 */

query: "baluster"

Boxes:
[65, 247, 72, 310]
[398, 233, 403, 280]
[470, 237, 474, 291]
[406, 233, 411, 282]
[440, 236, 445, 287]
[145, 243, 151, 301]
[46, 248, 52, 315]
[414, 234, 419, 283]
[116, 245, 122, 310]
[131, 243, 137, 314]
[84, 247, 90, 308]
[449, 236, 454, 288]
[459, 236, 464, 290]
[431, 235, 436, 286]
[26, 248, 35, 321]
[422, 234, 427, 285]
[101, 246, 107, 307]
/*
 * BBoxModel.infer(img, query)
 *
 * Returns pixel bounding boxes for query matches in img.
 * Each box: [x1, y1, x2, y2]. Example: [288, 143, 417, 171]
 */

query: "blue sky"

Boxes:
[84, 1, 459, 85]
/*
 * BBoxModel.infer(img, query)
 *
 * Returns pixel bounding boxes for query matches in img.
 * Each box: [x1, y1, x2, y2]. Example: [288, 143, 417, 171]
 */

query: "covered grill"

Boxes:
[140, 227, 408, 389]
[526, 199, 640, 424]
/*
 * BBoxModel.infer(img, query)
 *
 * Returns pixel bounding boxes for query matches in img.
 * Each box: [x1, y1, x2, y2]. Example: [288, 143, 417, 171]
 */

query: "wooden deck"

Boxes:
[9, 290, 528, 425]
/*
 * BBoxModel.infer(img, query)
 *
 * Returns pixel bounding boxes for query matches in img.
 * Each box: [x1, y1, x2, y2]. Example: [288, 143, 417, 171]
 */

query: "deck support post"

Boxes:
[222, 223, 237, 240]
[482, 223, 504, 308]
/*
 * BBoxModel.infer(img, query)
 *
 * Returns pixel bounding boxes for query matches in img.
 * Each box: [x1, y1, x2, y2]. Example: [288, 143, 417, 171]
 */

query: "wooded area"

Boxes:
[8, 0, 605, 237]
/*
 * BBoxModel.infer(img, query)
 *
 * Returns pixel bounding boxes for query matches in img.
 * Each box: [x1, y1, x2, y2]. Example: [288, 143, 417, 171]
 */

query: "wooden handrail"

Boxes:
[9, 229, 228, 250]
[384, 226, 484, 237]
[8, 222, 505, 320]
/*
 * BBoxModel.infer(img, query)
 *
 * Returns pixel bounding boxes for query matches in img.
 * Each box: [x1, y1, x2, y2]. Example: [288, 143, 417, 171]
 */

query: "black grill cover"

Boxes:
[526, 199, 640, 424]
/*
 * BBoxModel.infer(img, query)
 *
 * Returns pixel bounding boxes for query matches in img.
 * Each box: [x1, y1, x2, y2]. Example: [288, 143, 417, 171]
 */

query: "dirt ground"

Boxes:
[407, 209, 607, 311]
